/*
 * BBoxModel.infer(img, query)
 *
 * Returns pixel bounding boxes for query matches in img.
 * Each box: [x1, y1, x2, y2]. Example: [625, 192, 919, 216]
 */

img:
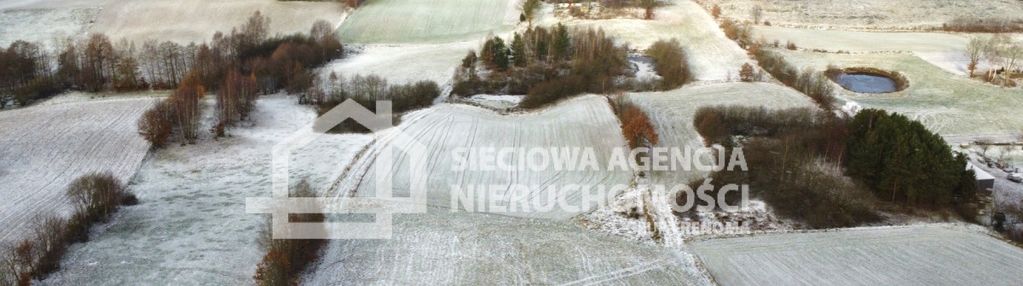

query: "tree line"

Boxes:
[305, 73, 440, 133]
[135, 11, 344, 147]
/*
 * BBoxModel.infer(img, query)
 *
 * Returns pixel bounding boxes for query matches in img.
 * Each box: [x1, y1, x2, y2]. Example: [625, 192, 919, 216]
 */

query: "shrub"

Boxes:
[613, 99, 659, 149]
[645, 39, 692, 90]
[138, 100, 175, 148]
[253, 180, 325, 286]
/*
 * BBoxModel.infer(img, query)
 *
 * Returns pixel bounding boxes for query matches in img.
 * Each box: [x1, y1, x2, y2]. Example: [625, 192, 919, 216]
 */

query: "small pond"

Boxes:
[833, 73, 899, 93]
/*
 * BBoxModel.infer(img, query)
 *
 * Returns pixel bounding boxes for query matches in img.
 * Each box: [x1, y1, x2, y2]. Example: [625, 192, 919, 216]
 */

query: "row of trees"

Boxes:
[1, 173, 136, 285]
[136, 12, 344, 147]
[752, 49, 836, 111]
[307, 73, 440, 133]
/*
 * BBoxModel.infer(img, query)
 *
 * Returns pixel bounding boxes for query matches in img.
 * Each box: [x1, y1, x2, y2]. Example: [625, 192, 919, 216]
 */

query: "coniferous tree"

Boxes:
[511, 33, 528, 68]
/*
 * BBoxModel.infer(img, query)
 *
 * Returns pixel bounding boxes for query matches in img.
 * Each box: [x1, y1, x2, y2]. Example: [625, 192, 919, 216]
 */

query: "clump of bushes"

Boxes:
[720, 18, 753, 48]
[1, 173, 136, 285]
[610, 96, 659, 149]
[645, 39, 692, 90]
[308, 73, 439, 133]
[454, 24, 650, 109]
[253, 181, 326, 286]
[752, 49, 836, 111]
[691, 106, 878, 228]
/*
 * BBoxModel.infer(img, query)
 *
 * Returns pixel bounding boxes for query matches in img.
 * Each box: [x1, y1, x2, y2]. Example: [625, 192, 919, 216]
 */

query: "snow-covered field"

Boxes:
[545, 0, 749, 81]
[333, 95, 631, 220]
[692, 224, 1023, 286]
[0, 0, 346, 45]
[0, 96, 154, 245]
[711, 0, 1023, 30]
[306, 208, 712, 285]
[40, 96, 372, 285]
[337, 0, 520, 43]
[0, 7, 97, 47]
[776, 50, 1023, 138]
[320, 42, 477, 85]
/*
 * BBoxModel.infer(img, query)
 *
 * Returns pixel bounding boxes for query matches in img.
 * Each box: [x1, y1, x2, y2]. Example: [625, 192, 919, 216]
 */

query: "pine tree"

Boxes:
[511, 33, 528, 68]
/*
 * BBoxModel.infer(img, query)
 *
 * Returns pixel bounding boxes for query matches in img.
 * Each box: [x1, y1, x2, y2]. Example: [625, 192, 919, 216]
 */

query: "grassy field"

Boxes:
[692, 224, 1023, 286]
[777, 49, 1023, 138]
[337, 0, 518, 43]
[711, 0, 1023, 30]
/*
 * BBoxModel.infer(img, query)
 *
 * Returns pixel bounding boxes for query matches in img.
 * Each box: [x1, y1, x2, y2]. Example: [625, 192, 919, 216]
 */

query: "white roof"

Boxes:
[967, 162, 995, 181]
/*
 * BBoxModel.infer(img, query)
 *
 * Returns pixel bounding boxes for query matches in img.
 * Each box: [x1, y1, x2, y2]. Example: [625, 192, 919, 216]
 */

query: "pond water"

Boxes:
[834, 73, 898, 93]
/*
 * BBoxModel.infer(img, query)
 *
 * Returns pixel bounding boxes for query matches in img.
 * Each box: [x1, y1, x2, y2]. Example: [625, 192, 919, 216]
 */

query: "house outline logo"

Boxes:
[246, 99, 428, 239]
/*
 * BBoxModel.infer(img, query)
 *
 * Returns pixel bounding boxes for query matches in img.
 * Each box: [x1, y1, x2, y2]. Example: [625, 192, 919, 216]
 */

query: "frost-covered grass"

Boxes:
[320, 42, 477, 85]
[337, 0, 519, 43]
[93, 0, 347, 44]
[0, 7, 98, 47]
[0, 0, 347, 45]
[305, 208, 713, 285]
[333, 95, 631, 220]
[542, 0, 749, 81]
[39, 96, 371, 285]
[776, 50, 1023, 138]
[750, 26, 1001, 76]
[0, 96, 154, 245]
[754, 26, 971, 53]
[692, 224, 1023, 286]
[712, 0, 1023, 30]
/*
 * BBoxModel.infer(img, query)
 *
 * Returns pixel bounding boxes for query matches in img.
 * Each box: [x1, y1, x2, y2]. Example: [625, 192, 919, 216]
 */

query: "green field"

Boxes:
[778, 50, 1023, 138]
[338, 0, 517, 43]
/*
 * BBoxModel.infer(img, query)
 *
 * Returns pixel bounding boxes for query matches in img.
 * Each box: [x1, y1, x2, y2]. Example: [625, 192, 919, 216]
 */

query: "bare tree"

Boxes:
[966, 36, 988, 78]
[751, 5, 764, 25]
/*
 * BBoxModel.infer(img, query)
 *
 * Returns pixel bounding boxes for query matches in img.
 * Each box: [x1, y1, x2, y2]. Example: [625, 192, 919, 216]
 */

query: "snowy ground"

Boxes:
[776, 49, 1023, 138]
[305, 208, 713, 285]
[40, 96, 372, 285]
[332, 95, 631, 220]
[320, 42, 478, 86]
[710, 0, 1023, 30]
[0, 95, 155, 245]
[336, 0, 520, 43]
[692, 224, 1023, 286]
[0, 0, 346, 45]
[542, 0, 750, 81]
